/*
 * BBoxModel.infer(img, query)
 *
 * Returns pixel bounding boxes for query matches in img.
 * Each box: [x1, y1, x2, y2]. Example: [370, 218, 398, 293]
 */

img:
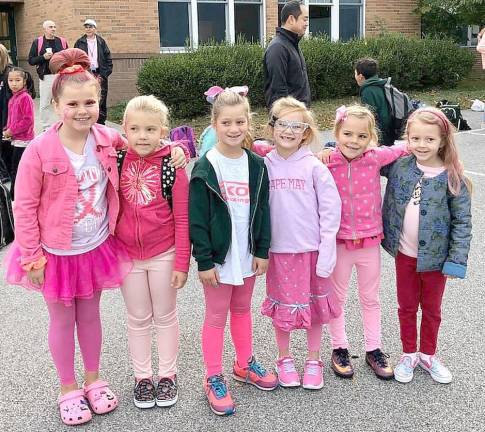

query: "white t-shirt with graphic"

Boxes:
[206, 148, 254, 285]
[44, 134, 109, 256]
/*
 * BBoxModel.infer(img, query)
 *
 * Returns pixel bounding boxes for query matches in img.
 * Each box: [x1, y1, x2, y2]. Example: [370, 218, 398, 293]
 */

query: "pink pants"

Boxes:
[328, 244, 382, 352]
[121, 250, 179, 379]
[202, 276, 255, 377]
[46, 291, 102, 386]
[274, 325, 323, 353]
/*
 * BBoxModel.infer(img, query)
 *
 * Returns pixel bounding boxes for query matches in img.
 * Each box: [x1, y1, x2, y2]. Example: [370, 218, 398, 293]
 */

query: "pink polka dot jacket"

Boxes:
[327, 143, 408, 241]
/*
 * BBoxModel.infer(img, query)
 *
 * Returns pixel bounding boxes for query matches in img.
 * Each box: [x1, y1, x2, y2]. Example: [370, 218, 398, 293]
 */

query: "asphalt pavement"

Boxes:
[0, 111, 484, 432]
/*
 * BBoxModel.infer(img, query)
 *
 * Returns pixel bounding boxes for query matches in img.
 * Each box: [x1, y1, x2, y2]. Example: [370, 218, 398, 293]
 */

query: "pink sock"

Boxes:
[202, 324, 224, 377]
[230, 312, 252, 368]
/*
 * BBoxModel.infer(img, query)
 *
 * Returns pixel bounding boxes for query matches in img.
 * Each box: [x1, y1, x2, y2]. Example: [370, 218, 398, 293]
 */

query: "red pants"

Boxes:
[395, 252, 447, 355]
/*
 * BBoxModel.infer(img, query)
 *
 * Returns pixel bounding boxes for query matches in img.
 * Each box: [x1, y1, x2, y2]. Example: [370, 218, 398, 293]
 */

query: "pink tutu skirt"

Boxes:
[4, 235, 132, 306]
[261, 251, 342, 331]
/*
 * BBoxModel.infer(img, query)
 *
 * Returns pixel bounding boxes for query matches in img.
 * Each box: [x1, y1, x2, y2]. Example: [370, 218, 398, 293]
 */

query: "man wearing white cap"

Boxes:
[74, 19, 113, 124]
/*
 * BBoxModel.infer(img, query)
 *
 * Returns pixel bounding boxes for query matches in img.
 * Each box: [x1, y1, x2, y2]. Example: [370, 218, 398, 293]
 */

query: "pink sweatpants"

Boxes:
[121, 250, 179, 379]
[46, 291, 102, 386]
[274, 324, 323, 353]
[202, 276, 255, 377]
[327, 244, 382, 352]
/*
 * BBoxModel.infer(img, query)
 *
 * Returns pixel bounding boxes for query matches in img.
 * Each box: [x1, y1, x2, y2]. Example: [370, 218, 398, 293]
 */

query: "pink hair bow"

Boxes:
[335, 105, 348, 123]
[204, 85, 249, 104]
[58, 64, 85, 75]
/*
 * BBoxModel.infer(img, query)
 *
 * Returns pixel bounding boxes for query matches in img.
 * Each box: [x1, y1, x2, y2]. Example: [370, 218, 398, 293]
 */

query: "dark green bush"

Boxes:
[137, 33, 474, 118]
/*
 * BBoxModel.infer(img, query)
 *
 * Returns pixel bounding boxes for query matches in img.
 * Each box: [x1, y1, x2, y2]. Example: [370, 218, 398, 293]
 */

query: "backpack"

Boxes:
[169, 126, 197, 159]
[383, 78, 415, 141]
[198, 126, 217, 157]
[0, 180, 14, 249]
[37, 36, 68, 55]
[436, 100, 471, 131]
[116, 150, 176, 208]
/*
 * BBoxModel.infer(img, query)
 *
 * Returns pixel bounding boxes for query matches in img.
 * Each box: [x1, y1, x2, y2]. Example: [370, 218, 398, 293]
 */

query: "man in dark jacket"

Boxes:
[263, 0, 310, 109]
[28, 20, 68, 131]
[355, 58, 393, 146]
[74, 19, 113, 124]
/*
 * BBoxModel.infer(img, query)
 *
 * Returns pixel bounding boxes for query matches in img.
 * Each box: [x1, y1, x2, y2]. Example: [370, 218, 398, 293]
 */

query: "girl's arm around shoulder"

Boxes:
[189, 175, 214, 271]
[374, 141, 409, 168]
[443, 181, 472, 279]
[254, 164, 271, 260]
[252, 140, 274, 157]
[13, 144, 45, 266]
[172, 166, 190, 273]
[313, 163, 341, 277]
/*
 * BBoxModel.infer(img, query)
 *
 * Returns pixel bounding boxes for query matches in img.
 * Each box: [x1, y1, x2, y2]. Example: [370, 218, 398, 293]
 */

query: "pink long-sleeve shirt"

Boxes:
[6, 89, 34, 141]
[264, 146, 341, 278]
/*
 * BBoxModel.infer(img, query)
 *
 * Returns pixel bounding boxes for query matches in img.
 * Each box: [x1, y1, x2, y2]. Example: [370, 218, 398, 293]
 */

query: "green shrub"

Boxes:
[137, 33, 474, 118]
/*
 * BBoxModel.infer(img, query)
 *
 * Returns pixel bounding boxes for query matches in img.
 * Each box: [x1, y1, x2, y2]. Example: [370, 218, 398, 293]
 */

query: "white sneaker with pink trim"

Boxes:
[419, 354, 452, 384]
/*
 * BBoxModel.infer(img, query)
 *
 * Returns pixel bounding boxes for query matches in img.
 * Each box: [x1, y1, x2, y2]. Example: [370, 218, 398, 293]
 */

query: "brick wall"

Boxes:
[365, 0, 420, 36]
[265, 0, 278, 41]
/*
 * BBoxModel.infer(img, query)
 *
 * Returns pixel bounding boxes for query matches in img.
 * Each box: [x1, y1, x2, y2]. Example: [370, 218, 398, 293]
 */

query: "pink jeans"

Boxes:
[121, 250, 179, 379]
[46, 291, 102, 385]
[202, 276, 255, 377]
[327, 244, 382, 352]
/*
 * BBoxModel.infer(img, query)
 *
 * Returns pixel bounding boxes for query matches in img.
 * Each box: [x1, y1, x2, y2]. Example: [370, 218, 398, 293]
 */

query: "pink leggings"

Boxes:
[274, 324, 323, 354]
[202, 276, 255, 377]
[46, 291, 102, 386]
[121, 250, 178, 379]
[327, 244, 382, 352]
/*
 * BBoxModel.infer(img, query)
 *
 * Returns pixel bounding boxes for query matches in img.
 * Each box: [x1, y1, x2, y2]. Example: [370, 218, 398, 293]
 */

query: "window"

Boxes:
[158, 1, 191, 48]
[235, 0, 262, 42]
[158, 0, 262, 49]
[198, 0, 227, 44]
[309, 4, 331, 37]
[339, 0, 362, 41]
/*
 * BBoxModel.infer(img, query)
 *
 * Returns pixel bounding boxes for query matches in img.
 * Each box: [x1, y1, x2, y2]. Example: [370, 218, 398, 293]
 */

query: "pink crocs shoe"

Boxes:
[83, 380, 118, 414]
[302, 359, 324, 390]
[58, 389, 92, 426]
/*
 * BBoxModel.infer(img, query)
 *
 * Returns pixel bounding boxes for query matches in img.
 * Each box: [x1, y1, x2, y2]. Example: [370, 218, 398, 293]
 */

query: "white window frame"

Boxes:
[159, 0, 264, 51]
[337, 0, 364, 41]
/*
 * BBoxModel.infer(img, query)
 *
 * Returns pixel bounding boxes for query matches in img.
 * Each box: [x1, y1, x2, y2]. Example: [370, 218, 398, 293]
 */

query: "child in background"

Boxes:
[381, 108, 472, 384]
[116, 95, 190, 408]
[260, 96, 341, 389]
[4, 48, 130, 426]
[325, 105, 408, 380]
[189, 87, 277, 416]
[3, 66, 35, 199]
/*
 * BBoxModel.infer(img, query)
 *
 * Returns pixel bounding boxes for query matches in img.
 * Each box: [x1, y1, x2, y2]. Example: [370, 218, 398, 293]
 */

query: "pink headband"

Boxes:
[58, 64, 85, 75]
[335, 105, 348, 124]
[410, 109, 450, 133]
[204, 85, 249, 104]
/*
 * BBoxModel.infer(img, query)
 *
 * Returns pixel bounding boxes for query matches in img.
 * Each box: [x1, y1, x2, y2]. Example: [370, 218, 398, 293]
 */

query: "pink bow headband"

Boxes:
[335, 105, 348, 124]
[204, 85, 249, 104]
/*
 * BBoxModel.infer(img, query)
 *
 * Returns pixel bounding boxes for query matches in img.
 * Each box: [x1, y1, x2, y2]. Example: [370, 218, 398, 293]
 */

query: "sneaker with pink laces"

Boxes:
[275, 357, 300, 387]
[302, 359, 324, 390]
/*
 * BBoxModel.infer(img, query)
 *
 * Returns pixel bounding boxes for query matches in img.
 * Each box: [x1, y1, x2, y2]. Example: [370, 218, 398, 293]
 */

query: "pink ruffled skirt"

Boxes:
[4, 235, 132, 306]
[261, 251, 341, 331]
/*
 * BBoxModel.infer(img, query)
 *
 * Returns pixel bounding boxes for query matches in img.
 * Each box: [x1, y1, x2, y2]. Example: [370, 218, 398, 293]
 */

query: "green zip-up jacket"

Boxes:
[360, 75, 393, 145]
[189, 148, 271, 272]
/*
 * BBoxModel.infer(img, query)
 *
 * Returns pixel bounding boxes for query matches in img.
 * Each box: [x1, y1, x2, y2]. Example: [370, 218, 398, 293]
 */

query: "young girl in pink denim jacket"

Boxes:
[324, 105, 408, 381]
[3, 49, 186, 427]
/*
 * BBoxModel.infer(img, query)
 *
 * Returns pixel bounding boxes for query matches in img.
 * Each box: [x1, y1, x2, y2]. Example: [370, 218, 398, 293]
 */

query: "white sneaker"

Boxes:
[418, 355, 453, 384]
[394, 354, 419, 383]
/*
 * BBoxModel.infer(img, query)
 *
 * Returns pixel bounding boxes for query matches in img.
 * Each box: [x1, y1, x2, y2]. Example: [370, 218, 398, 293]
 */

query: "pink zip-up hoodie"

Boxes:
[115, 144, 190, 272]
[14, 122, 125, 266]
[265, 146, 341, 277]
[6, 89, 34, 141]
[327, 143, 408, 240]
